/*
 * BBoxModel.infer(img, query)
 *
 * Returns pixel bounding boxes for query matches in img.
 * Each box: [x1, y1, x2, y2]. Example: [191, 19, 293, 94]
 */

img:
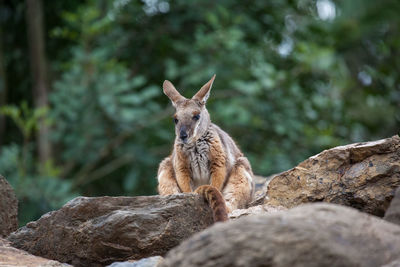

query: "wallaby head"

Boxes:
[163, 75, 216, 145]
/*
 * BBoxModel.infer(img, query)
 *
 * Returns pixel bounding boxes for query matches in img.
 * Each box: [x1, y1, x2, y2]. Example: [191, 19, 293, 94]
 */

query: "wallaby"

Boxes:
[157, 75, 254, 222]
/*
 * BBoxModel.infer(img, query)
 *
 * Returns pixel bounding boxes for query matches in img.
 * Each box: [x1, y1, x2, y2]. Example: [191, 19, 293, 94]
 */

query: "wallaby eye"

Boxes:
[193, 114, 200, 121]
[174, 118, 179, 124]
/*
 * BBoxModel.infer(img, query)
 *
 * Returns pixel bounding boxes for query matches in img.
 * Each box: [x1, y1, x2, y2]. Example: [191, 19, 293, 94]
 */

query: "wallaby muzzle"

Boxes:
[179, 129, 188, 141]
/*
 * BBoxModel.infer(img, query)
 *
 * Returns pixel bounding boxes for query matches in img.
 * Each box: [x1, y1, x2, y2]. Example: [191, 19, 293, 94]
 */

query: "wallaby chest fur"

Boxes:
[183, 133, 211, 189]
[177, 123, 241, 190]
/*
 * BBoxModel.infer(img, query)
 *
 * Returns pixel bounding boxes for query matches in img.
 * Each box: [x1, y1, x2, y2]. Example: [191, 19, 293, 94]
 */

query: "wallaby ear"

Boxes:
[192, 74, 216, 104]
[163, 80, 185, 106]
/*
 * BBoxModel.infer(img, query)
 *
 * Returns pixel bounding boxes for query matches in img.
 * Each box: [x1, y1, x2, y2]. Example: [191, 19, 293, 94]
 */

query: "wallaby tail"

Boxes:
[195, 185, 228, 222]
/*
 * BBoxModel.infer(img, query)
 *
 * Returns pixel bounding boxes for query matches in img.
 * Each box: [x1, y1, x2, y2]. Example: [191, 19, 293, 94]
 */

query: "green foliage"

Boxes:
[1, 0, 399, 225]
[0, 144, 76, 226]
[0, 102, 48, 142]
[49, 4, 164, 196]
[50, 45, 164, 195]
[0, 104, 76, 226]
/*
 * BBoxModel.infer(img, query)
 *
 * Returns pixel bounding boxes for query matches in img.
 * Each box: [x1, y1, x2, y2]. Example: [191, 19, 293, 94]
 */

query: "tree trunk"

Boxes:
[0, 17, 7, 149]
[25, 0, 52, 163]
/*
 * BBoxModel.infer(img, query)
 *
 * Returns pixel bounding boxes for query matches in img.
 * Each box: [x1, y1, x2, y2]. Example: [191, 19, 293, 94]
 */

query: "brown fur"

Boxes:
[195, 185, 228, 222]
[157, 75, 254, 221]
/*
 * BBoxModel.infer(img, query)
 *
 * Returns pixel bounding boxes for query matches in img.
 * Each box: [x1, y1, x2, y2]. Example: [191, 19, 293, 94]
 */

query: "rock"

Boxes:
[248, 190, 266, 206]
[382, 260, 400, 267]
[8, 194, 214, 267]
[107, 256, 164, 267]
[384, 186, 400, 225]
[0, 237, 71, 267]
[229, 204, 286, 220]
[252, 175, 271, 193]
[265, 135, 400, 216]
[0, 175, 18, 237]
[161, 203, 400, 267]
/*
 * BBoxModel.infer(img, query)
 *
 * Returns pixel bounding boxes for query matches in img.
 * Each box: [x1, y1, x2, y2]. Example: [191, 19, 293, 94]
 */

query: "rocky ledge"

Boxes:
[1, 135, 400, 267]
[162, 203, 400, 267]
[0, 175, 18, 238]
[7, 194, 213, 267]
[0, 237, 71, 267]
[262, 135, 400, 216]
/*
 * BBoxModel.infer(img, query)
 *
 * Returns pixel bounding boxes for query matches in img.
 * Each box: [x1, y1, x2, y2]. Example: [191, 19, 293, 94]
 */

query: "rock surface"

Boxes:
[381, 260, 400, 267]
[8, 194, 214, 267]
[264, 135, 400, 216]
[161, 203, 400, 267]
[229, 204, 286, 219]
[107, 256, 164, 267]
[384, 186, 400, 225]
[0, 175, 18, 238]
[0, 238, 71, 267]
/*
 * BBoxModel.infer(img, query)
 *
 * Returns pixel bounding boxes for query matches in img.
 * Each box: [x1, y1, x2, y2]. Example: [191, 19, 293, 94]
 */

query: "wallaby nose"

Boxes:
[180, 130, 188, 141]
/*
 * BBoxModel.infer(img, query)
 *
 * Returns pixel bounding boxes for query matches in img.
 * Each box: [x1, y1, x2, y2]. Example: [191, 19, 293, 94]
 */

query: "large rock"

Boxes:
[0, 237, 71, 267]
[161, 203, 400, 267]
[8, 194, 214, 267]
[0, 175, 18, 237]
[264, 135, 400, 216]
[384, 186, 400, 225]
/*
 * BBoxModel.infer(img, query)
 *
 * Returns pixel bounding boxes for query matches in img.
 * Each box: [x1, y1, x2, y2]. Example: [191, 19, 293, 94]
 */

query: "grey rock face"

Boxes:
[0, 175, 18, 238]
[8, 194, 213, 267]
[162, 203, 400, 267]
[0, 237, 71, 267]
[384, 186, 400, 225]
[264, 135, 400, 216]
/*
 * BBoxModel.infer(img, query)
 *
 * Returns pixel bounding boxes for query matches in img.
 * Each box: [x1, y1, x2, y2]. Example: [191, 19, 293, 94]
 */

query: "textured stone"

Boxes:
[8, 194, 213, 267]
[161, 203, 400, 267]
[0, 175, 18, 238]
[265, 135, 400, 216]
[229, 204, 286, 220]
[384, 186, 400, 225]
[107, 256, 164, 267]
[381, 260, 400, 267]
[0, 238, 71, 267]
[253, 175, 271, 193]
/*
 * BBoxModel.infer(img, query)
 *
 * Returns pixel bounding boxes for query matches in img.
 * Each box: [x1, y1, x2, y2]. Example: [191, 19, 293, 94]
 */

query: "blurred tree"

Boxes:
[0, 0, 7, 147]
[26, 0, 52, 163]
[0, 0, 83, 225]
[0, 32, 6, 147]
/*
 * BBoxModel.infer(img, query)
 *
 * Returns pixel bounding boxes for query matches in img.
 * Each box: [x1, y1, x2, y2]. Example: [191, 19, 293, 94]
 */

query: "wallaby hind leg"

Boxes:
[157, 157, 180, 195]
[222, 157, 254, 212]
